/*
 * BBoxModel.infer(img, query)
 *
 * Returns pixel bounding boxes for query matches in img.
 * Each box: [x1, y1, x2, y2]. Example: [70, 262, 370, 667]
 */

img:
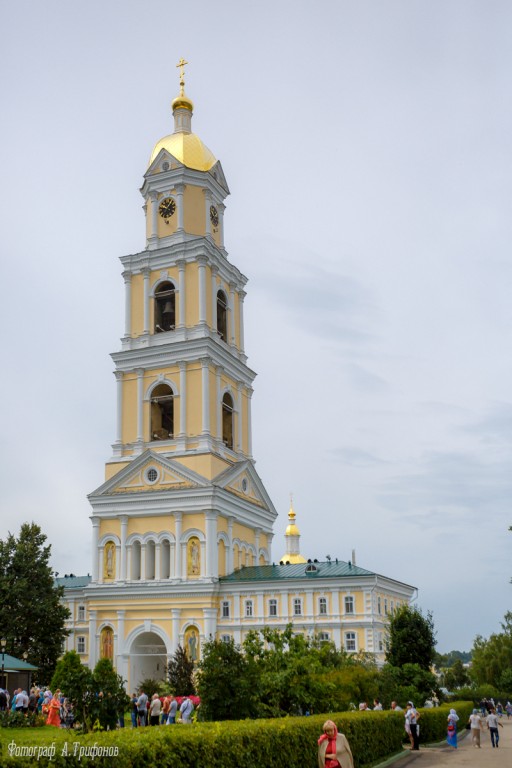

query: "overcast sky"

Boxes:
[1, 1, 511, 653]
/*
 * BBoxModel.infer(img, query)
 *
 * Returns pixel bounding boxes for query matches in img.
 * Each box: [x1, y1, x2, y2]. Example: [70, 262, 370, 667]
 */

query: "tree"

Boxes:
[51, 652, 129, 732]
[0, 523, 70, 682]
[470, 612, 512, 687]
[385, 604, 436, 671]
[197, 637, 258, 720]
[167, 644, 195, 695]
[443, 659, 470, 690]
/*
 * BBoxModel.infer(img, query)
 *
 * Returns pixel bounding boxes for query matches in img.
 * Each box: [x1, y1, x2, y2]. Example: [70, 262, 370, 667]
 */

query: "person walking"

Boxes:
[468, 709, 484, 748]
[149, 693, 161, 726]
[136, 689, 148, 726]
[447, 708, 459, 748]
[179, 696, 194, 723]
[405, 702, 420, 750]
[166, 695, 177, 724]
[318, 719, 354, 768]
[486, 707, 503, 748]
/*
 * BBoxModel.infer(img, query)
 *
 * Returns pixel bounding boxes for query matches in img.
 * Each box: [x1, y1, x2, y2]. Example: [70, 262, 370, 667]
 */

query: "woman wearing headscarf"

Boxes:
[405, 702, 420, 750]
[318, 720, 354, 768]
[446, 708, 459, 748]
[46, 692, 61, 727]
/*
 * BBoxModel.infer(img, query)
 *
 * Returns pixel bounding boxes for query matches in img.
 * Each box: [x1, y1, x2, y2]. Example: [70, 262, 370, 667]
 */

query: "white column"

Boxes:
[174, 513, 182, 579]
[176, 184, 184, 232]
[155, 543, 161, 579]
[142, 268, 150, 334]
[211, 266, 218, 332]
[91, 517, 100, 582]
[120, 516, 128, 581]
[229, 282, 236, 345]
[238, 290, 246, 353]
[215, 366, 222, 440]
[177, 259, 186, 328]
[254, 529, 261, 565]
[178, 361, 186, 436]
[115, 372, 123, 444]
[88, 610, 97, 667]
[150, 192, 158, 241]
[257, 593, 264, 619]
[201, 357, 210, 434]
[203, 189, 212, 237]
[227, 517, 234, 574]
[117, 610, 125, 657]
[126, 545, 132, 581]
[247, 386, 253, 457]
[267, 532, 274, 564]
[140, 543, 146, 581]
[218, 202, 225, 249]
[236, 381, 243, 452]
[205, 511, 218, 578]
[203, 607, 217, 640]
[122, 272, 132, 338]
[136, 368, 144, 443]
[198, 256, 207, 325]
[171, 609, 181, 654]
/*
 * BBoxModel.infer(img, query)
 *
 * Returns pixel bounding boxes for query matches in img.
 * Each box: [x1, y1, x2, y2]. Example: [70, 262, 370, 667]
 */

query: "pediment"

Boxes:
[208, 160, 230, 194]
[89, 451, 207, 498]
[145, 149, 184, 177]
[213, 460, 277, 517]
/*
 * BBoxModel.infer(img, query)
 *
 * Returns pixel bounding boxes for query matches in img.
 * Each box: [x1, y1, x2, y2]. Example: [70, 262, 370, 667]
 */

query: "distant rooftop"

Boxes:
[220, 560, 375, 582]
[55, 575, 92, 589]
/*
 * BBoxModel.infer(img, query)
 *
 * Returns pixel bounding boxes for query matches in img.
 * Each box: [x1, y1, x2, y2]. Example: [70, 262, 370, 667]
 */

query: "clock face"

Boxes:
[159, 197, 176, 219]
[210, 205, 219, 228]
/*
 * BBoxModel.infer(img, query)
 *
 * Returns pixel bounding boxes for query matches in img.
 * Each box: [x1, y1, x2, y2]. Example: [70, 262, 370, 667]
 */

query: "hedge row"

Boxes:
[0, 703, 473, 768]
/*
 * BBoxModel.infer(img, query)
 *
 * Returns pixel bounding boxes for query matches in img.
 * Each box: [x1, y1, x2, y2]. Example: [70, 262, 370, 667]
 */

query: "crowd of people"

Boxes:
[0, 686, 75, 728]
[130, 690, 197, 727]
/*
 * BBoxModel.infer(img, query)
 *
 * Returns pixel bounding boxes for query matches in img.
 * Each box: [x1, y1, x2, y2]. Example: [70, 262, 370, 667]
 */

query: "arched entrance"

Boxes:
[129, 631, 168, 691]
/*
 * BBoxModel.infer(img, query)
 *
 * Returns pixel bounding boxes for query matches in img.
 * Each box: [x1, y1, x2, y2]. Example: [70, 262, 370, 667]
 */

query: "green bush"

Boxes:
[0, 711, 45, 728]
[0, 703, 473, 768]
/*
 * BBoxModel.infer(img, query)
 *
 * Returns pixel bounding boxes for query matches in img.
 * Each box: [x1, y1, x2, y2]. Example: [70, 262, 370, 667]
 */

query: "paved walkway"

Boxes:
[399, 718, 511, 768]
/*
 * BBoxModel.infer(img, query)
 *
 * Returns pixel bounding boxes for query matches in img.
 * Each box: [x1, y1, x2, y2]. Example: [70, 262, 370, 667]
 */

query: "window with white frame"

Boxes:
[344, 596, 354, 614]
[221, 634, 231, 643]
[77, 605, 85, 621]
[319, 597, 327, 615]
[293, 598, 302, 616]
[222, 601, 230, 618]
[269, 598, 277, 617]
[245, 600, 253, 617]
[377, 596, 382, 614]
[77, 636, 86, 654]
[344, 632, 357, 652]
[318, 631, 330, 642]
[384, 598, 388, 615]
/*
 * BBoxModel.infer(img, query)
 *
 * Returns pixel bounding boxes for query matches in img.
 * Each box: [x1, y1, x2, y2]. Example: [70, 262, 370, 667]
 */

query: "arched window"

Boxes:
[154, 281, 176, 333]
[217, 290, 228, 341]
[151, 384, 174, 440]
[222, 392, 234, 449]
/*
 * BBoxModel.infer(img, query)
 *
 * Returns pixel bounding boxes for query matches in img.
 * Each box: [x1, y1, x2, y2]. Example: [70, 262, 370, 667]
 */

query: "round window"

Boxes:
[241, 478, 248, 493]
[146, 467, 159, 484]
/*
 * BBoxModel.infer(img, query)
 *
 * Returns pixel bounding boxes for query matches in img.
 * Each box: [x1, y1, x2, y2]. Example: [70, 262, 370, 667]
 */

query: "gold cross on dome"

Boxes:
[176, 57, 188, 91]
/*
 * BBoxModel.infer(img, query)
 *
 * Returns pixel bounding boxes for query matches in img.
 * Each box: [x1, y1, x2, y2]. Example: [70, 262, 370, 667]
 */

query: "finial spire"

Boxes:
[288, 492, 296, 520]
[176, 57, 188, 95]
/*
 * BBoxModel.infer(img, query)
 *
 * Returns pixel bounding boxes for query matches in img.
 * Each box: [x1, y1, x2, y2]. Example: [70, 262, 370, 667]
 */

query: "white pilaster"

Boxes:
[211, 265, 218, 332]
[140, 543, 146, 581]
[227, 517, 234, 574]
[201, 357, 210, 434]
[237, 381, 243, 452]
[178, 361, 186, 437]
[149, 192, 159, 248]
[215, 366, 222, 440]
[122, 271, 132, 338]
[218, 202, 225, 249]
[115, 372, 123, 445]
[254, 528, 261, 565]
[198, 256, 207, 325]
[91, 517, 100, 582]
[174, 513, 182, 579]
[238, 290, 246, 353]
[247, 386, 253, 457]
[177, 259, 186, 328]
[203, 607, 217, 640]
[205, 511, 218, 578]
[142, 268, 150, 334]
[176, 184, 184, 232]
[136, 368, 144, 444]
[257, 593, 264, 619]
[117, 610, 125, 656]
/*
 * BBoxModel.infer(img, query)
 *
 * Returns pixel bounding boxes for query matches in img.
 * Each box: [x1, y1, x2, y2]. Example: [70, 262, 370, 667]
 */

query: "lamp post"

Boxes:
[1, 637, 6, 690]
[22, 651, 29, 690]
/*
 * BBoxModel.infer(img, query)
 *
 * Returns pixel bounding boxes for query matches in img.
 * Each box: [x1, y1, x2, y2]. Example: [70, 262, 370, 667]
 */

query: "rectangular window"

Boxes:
[377, 596, 382, 614]
[222, 601, 230, 618]
[319, 597, 327, 615]
[293, 598, 302, 616]
[384, 599, 388, 615]
[345, 632, 356, 652]
[344, 596, 354, 614]
[318, 632, 330, 642]
[77, 605, 85, 622]
[245, 600, 253, 618]
[77, 637, 86, 654]
[269, 599, 277, 617]
[221, 634, 231, 643]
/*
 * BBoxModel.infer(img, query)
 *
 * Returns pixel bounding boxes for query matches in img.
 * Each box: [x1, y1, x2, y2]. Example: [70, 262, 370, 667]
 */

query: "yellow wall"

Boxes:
[122, 374, 138, 444]
[184, 186, 206, 235]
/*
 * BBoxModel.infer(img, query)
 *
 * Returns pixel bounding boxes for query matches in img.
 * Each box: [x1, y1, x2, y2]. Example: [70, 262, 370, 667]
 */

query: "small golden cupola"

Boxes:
[149, 57, 217, 171]
[280, 496, 307, 564]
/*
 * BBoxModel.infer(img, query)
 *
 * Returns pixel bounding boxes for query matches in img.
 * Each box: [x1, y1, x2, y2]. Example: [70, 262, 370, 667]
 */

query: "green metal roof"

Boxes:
[220, 560, 375, 582]
[0, 653, 38, 671]
[55, 575, 92, 589]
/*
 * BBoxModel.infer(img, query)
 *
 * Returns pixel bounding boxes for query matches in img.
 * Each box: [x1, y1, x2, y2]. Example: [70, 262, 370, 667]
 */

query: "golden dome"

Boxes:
[172, 93, 194, 112]
[149, 132, 217, 172]
[285, 523, 300, 536]
[281, 553, 307, 565]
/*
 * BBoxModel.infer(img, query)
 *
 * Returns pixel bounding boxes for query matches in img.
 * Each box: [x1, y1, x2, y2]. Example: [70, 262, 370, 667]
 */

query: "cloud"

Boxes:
[329, 446, 388, 467]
